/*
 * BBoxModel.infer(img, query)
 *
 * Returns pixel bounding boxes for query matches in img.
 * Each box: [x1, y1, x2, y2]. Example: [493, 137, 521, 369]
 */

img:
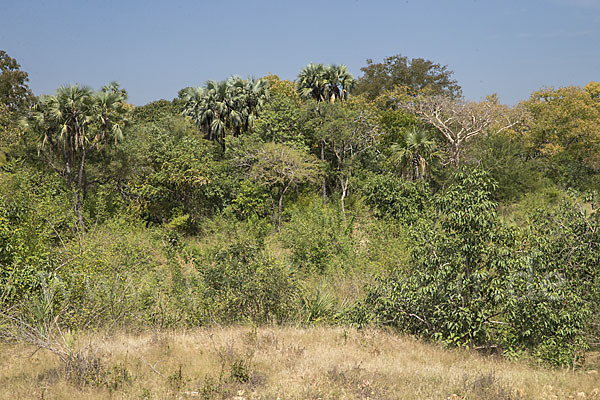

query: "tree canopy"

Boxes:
[0, 50, 34, 114]
[354, 54, 462, 100]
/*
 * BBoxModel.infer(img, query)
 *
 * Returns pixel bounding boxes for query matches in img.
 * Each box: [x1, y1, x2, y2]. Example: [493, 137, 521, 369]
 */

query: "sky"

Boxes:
[1, 0, 599, 106]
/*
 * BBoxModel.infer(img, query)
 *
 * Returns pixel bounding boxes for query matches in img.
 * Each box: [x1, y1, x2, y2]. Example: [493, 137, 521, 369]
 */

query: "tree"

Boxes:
[309, 100, 380, 213]
[354, 54, 462, 100]
[296, 63, 328, 102]
[227, 76, 270, 135]
[296, 63, 356, 198]
[363, 169, 510, 346]
[254, 75, 305, 146]
[389, 127, 440, 180]
[403, 94, 525, 166]
[102, 81, 128, 100]
[296, 63, 355, 104]
[0, 50, 34, 114]
[243, 142, 320, 231]
[0, 52, 33, 159]
[324, 64, 355, 103]
[126, 124, 220, 230]
[181, 77, 269, 151]
[523, 83, 600, 188]
[26, 84, 129, 232]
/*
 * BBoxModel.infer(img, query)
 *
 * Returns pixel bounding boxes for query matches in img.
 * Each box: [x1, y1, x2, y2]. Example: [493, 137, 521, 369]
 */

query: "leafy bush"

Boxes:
[192, 219, 299, 323]
[358, 168, 597, 366]
[0, 168, 68, 302]
[500, 194, 599, 366]
[360, 173, 431, 223]
[280, 196, 356, 274]
[48, 216, 163, 328]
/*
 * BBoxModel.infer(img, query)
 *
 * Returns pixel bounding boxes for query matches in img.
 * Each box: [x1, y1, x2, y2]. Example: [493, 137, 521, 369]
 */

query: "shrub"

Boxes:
[193, 219, 299, 323]
[280, 196, 356, 274]
[358, 168, 596, 366]
[360, 173, 431, 223]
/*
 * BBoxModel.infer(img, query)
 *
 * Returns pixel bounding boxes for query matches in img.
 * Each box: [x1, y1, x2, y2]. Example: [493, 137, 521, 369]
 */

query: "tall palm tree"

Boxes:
[296, 63, 356, 198]
[227, 76, 270, 135]
[324, 64, 355, 103]
[181, 77, 270, 150]
[296, 63, 328, 102]
[92, 90, 128, 145]
[180, 86, 209, 133]
[296, 63, 355, 104]
[390, 127, 439, 180]
[28, 84, 128, 232]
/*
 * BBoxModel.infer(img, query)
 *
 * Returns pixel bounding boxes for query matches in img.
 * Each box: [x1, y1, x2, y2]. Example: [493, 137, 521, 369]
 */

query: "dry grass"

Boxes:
[0, 326, 598, 399]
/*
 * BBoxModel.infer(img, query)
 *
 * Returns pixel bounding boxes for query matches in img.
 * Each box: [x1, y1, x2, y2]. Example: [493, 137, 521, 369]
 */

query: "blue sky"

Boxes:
[1, 0, 599, 105]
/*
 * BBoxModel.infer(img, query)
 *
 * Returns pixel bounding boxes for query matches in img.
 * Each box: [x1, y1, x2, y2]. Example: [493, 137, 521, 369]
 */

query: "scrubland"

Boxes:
[1, 327, 598, 400]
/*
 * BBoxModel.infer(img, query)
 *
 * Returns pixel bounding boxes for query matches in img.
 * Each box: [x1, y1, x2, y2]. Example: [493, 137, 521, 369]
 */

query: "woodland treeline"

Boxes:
[1, 50, 599, 367]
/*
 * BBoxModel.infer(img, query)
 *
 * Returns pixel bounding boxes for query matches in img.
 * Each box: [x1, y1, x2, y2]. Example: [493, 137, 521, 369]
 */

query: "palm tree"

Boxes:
[324, 64, 355, 103]
[102, 81, 128, 100]
[180, 86, 209, 132]
[296, 63, 356, 198]
[227, 76, 270, 136]
[390, 127, 439, 180]
[92, 90, 128, 145]
[296, 63, 355, 104]
[296, 63, 328, 102]
[28, 84, 128, 232]
[181, 77, 270, 151]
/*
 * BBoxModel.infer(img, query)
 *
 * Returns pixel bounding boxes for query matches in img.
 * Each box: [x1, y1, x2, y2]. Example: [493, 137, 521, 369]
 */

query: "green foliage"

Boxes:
[464, 131, 545, 202]
[0, 202, 50, 301]
[228, 179, 271, 220]
[299, 282, 339, 323]
[55, 217, 161, 328]
[0, 50, 34, 114]
[193, 220, 298, 323]
[25, 83, 130, 231]
[3, 59, 600, 371]
[360, 173, 431, 223]
[359, 168, 597, 366]
[354, 53, 462, 100]
[254, 86, 306, 147]
[132, 99, 182, 124]
[523, 84, 600, 189]
[501, 194, 599, 366]
[0, 167, 69, 302]
[125, 118, 233, 230]
[359, 170, 509, 344]
[280, 197, 355, 274]
[296, 63, 355, 103]
[243, 141, 321, 229]
[180, 77, 270, 150]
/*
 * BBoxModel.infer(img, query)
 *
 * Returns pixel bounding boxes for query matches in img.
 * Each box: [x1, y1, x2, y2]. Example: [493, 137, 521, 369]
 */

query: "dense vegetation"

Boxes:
[1, 50, 599, 372]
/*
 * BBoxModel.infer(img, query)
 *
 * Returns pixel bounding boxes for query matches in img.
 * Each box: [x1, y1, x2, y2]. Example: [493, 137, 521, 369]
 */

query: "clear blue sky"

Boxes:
[1, 0, 599, 105]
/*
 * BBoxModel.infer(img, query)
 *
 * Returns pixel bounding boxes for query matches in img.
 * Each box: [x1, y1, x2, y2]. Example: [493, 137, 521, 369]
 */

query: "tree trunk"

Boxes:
[340, 175, 349, 216]
[321, 139, 327, 199]
[452, 143, 460, 166]
[277, 185, 289, 232]
[75, 148, 87, 233]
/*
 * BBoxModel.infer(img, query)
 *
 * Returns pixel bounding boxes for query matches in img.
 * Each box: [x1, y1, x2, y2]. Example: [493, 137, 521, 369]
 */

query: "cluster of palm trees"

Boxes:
[180, 77, 270, 150]
[296, 63, 355, 103]
[26, 83, 129, 231]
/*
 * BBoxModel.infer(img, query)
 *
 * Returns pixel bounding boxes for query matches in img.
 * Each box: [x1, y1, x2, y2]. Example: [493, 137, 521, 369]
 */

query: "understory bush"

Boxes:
[356, 169, 598, 367]
[280, 196, 356, 274]
[191, 217, 299, 323]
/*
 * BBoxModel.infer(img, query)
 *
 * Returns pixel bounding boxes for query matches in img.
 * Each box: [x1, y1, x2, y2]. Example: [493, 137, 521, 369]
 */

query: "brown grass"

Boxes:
[0, 326, 598, 399]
